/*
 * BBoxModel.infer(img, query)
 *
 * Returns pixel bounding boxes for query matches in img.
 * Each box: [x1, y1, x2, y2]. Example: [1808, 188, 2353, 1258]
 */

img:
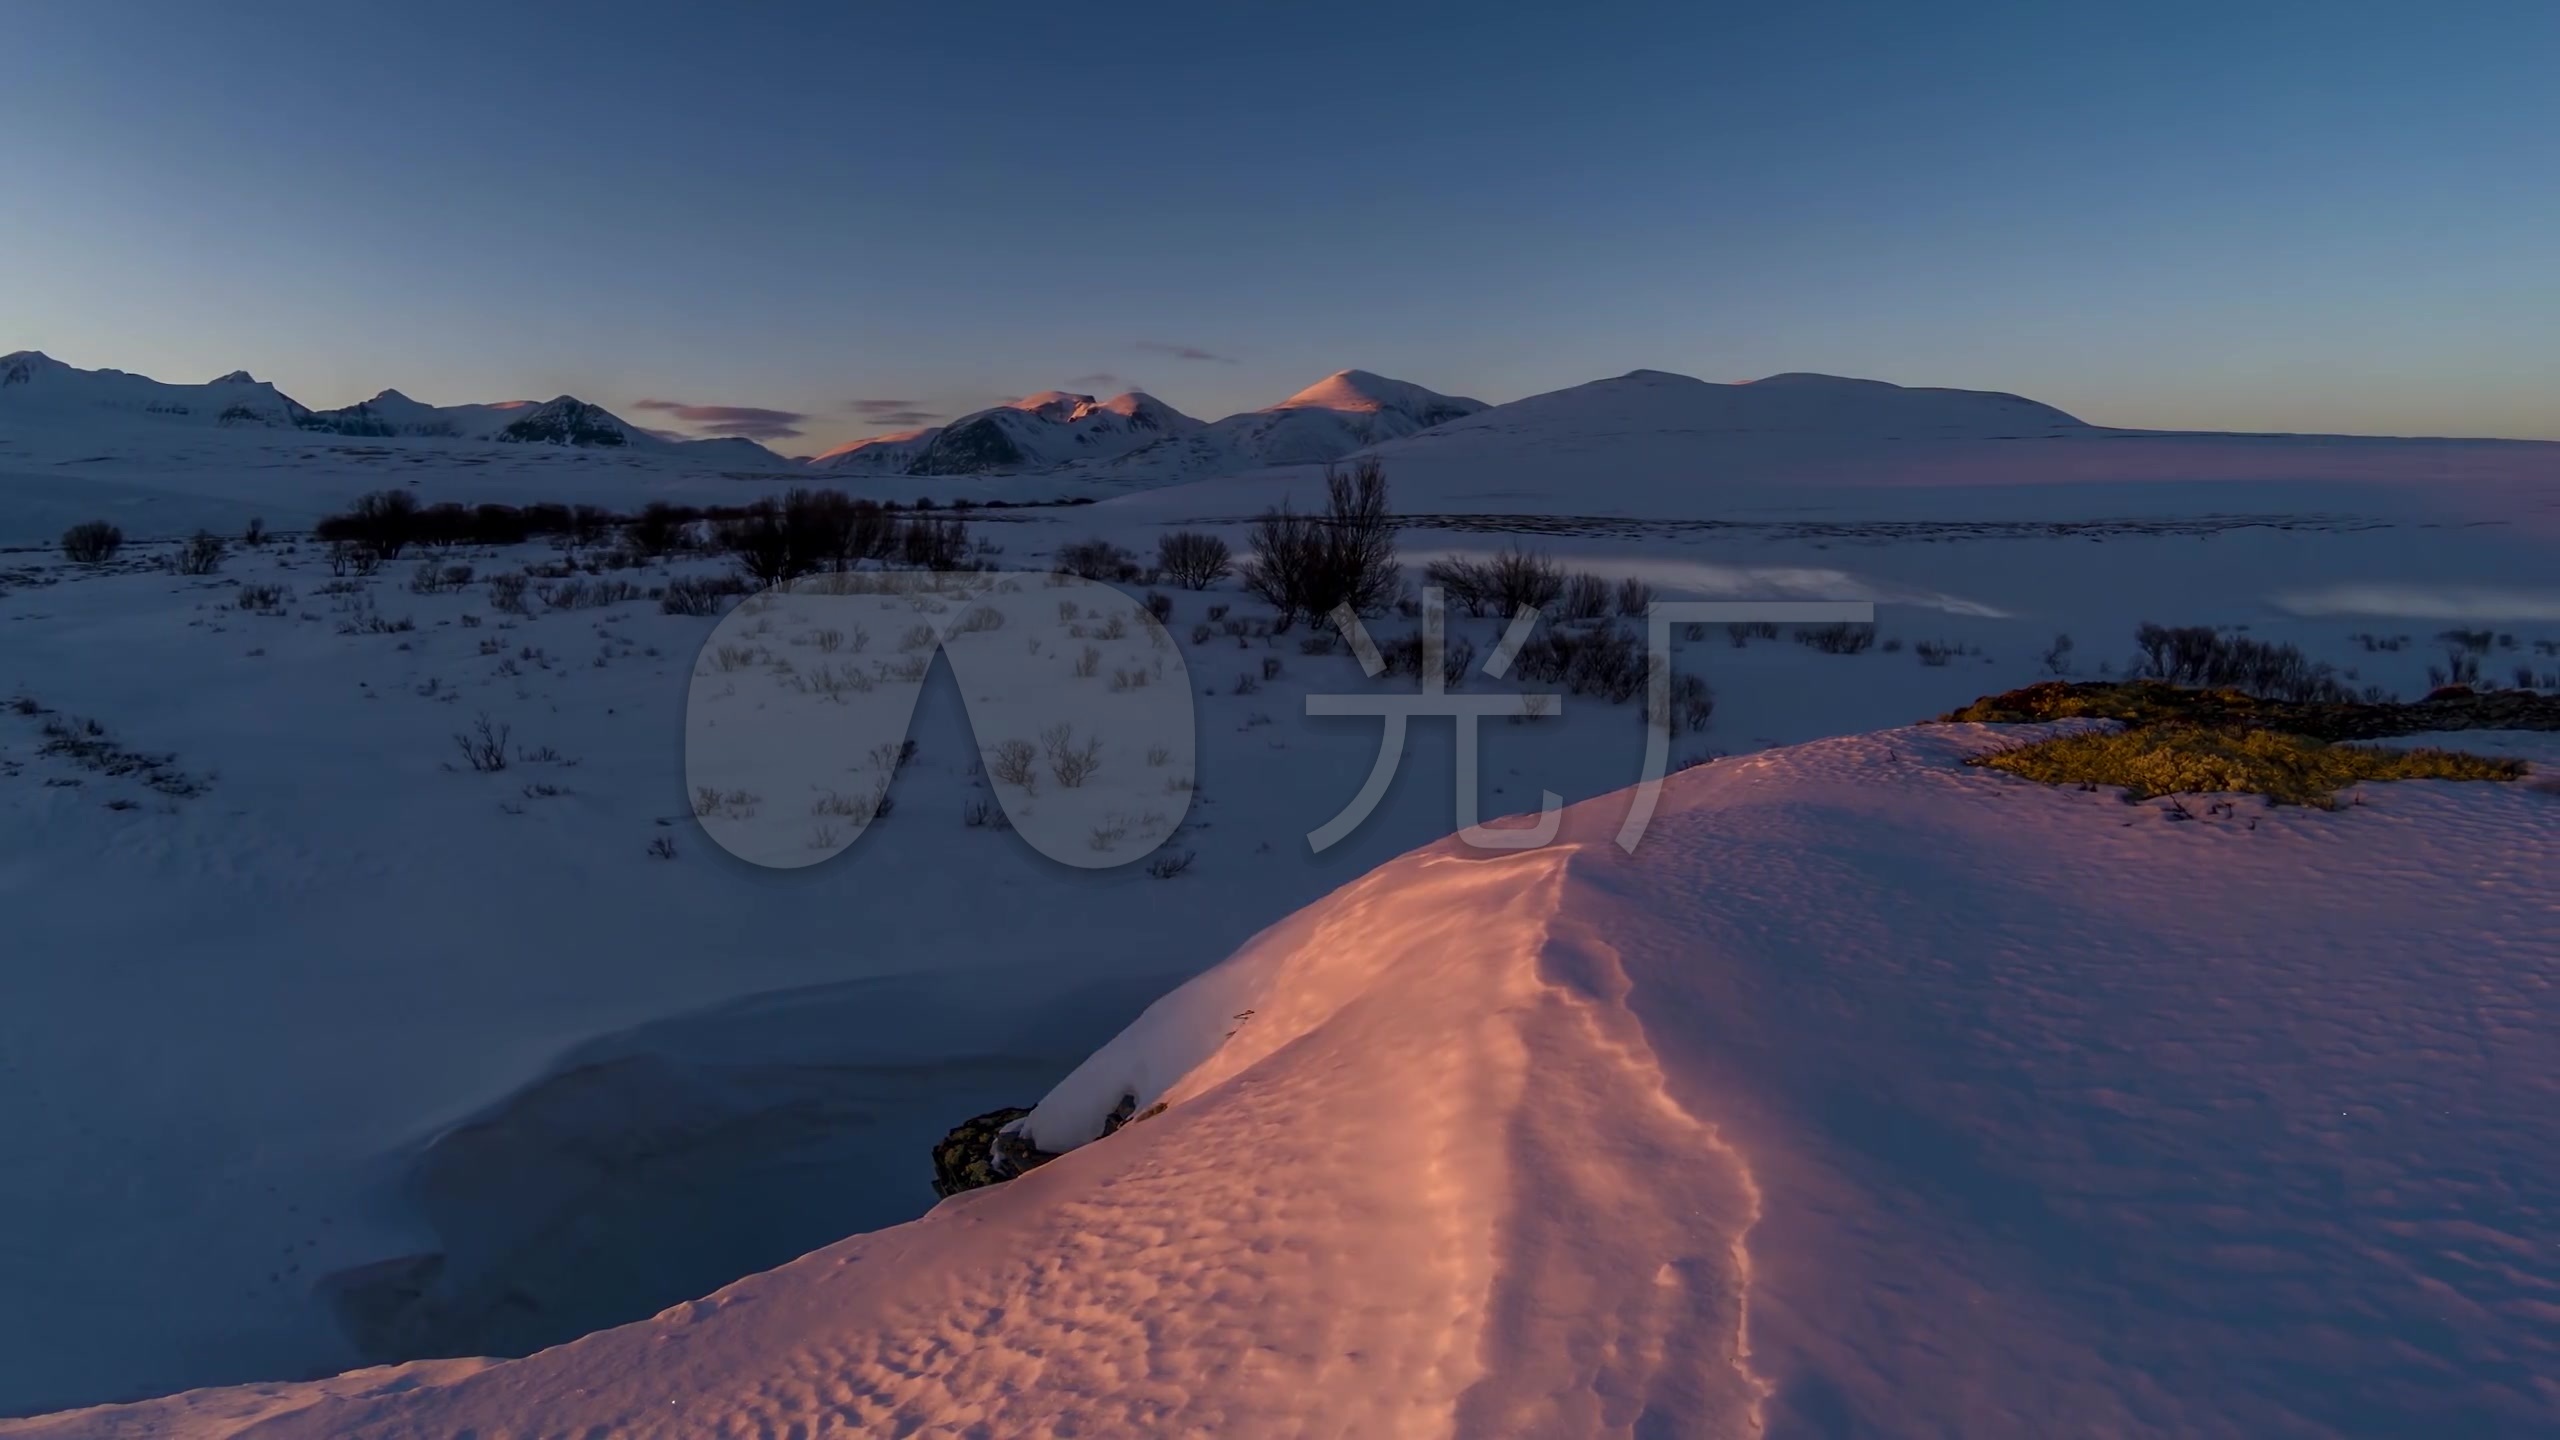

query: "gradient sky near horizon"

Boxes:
[3, 0, 2554, 452]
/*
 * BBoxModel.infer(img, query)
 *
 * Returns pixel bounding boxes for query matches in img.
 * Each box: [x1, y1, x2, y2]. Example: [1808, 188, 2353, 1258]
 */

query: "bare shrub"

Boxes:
[1645, 671, 1716, 734]
[1056, 538, 1141, 582]
[1142, 590, 1175, 623]
[1513, 621, 1644, 702]
[314, 490, 422, 559]
[1726, 621, 1779, 647]
[661, 573, 749, 616]
[1794, 622, 1876, 655]
[452, 714, 511, 773]
[174, 531, 226, 576]
[1074, 645, 1102, 678]
[1156, 531, 1232, 589]
[2130, 623, 2354, 703]
[1042, 722, 1102, 788]
[1614, 576, 1655, 617]
[1555, 572, 1612, 622]
[62, 521, 124, 564]
[1146, 849, 1196, 879]
[949, 605, 1005, 635]
[1241, 458, 1399, 621]
[988, 738, 1040, 790]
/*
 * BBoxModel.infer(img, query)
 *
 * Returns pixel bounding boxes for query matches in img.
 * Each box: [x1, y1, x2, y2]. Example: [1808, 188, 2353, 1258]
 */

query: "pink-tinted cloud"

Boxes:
[843, 398, 943, 427]
[1135, 341, 1237, 364]
[1068, 371, 1127, 391]
[633, 398, 809, 440]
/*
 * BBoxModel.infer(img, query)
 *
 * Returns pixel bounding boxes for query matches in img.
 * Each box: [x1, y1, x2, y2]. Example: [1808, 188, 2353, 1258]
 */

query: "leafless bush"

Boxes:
[452, 714, 511, 772]
[241, 516, 267, 547]
[1554, 572, 1611, 622]
[1042, 722, 1102, 787]
[988, 738, 1040, 790]
[2130, 622, 2354, 703]
[1241, 458, 1399, 621]
[1146, 849, 1196, 879]
[61, 521, 124, 564]
[1726, 621, 1779, 647]
[1644, 670, 1716, 734]
[1142, 590, 1175, 623]
[1074, 645, 1102, 678]
[1794, 622, 1876, 655]
[950, 604, 1005, 635]
[174, 530, 226, 576]
[1440, 635, 1476, 689]
[235, 582, 293, 612]
[1056, 538, 1141, 582]
[1614, 576, 1654, 617]
[2041, 633, 2075, 675]
[316, 490, 422, 559]
[1513, 621, 1644, 702]
[1157, 531, 1233, 589]
[647, 835, 678, 860]
[661, 573, 748, 616]
[410, 561, 474, 595]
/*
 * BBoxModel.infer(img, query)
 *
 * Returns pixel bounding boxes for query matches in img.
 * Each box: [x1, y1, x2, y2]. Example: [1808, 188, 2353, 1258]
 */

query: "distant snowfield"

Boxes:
[12, 723, 2554, 1438]
[3, 366, 2558, 1432]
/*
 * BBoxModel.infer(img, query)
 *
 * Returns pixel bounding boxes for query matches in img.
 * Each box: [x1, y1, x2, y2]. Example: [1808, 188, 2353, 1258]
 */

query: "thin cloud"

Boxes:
[843, 398, 943, 428]
[632, 398, 808, 440]
[1135, 341, 1237, 364]
[1068, 371, 1127, 391]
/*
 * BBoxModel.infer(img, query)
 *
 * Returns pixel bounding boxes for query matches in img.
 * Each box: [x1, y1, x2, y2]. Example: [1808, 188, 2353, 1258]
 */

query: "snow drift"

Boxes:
[16, 722, 2552, 1438]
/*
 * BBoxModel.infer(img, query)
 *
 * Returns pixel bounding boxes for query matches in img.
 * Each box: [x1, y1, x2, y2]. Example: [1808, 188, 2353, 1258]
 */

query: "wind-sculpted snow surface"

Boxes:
[14, 725, 2555, 1437]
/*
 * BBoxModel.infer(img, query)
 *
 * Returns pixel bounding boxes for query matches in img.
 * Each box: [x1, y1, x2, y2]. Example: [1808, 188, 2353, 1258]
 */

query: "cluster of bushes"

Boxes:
[314, 491, 639, 558]
[719, 489, 979, 583]
[1424, 547, 1652, 621]
[2130, 623, 2358, 704]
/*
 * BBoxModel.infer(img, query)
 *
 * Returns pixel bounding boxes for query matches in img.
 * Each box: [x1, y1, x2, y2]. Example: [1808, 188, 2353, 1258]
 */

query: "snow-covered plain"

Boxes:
[3, 365, 2558, 1433]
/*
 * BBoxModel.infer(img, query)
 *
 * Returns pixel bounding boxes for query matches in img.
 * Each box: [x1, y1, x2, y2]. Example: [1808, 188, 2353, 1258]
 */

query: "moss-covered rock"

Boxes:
[931, 1107, 1044, 1198]
[1971, 723, 2525, 809]
[1942, 680, 2560, 741]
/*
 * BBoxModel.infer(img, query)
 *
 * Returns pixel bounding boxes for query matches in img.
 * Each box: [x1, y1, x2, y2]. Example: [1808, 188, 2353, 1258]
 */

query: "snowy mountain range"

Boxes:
[804, 369, 1487, 479]
[0, 350, 774, 462]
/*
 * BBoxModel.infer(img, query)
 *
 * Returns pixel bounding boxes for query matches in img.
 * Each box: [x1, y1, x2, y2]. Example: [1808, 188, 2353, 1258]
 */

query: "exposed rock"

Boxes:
[932, 1106, 1047, 1197]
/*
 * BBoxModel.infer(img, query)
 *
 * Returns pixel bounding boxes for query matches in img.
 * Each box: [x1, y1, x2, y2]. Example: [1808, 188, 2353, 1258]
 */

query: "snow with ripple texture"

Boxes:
[14, 722, 2553, 1438]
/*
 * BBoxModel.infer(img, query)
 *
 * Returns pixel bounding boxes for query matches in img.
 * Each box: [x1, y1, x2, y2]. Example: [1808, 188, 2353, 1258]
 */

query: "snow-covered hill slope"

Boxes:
[802, 424, 941, 474]
[905, 389, 1200, 474]
[1085, 368, 1486, 481]
[1110, 367, 2560, 524]
[18, 723, 2552, 1438]
[1, 351, 311, 429]
[0, 361, 808, 543]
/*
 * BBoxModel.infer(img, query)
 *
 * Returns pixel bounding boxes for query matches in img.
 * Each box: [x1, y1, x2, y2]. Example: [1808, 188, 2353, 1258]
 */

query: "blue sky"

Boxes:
[3, 0, 2554, 451]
